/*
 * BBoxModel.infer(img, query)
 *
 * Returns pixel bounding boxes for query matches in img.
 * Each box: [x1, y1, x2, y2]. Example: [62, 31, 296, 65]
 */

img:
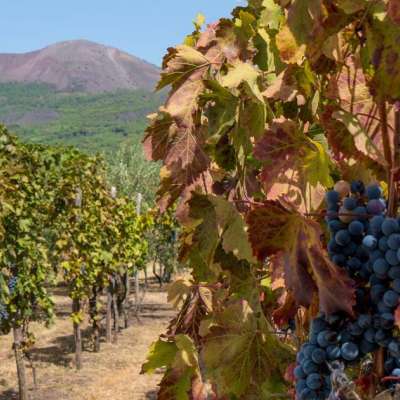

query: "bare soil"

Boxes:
[0, 280, 175, 400]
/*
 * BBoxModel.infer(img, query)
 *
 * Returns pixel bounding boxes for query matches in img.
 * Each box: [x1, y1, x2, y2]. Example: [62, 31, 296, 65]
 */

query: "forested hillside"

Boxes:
[0, 82, 164, 155]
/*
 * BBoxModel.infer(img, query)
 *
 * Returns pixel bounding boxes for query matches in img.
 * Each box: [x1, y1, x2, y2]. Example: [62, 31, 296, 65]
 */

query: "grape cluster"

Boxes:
[0, 276, 17, 324]
[0, 303, 8, 321]
[363, 215, 400, 377]
[325, 181, 386, 281]
[295, 312, 376, 400]
[8, 276, 17, 294]
[295, 181, 390, 400]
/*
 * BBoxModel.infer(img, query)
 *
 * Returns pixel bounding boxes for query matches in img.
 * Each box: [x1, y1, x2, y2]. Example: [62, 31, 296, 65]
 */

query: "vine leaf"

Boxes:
[168, 279, 192, 309]
[221, 61, 263, 102]
[142, 335, 204, 400]
[181, 194, 256, 279]
[260, 0, 284, 30]
[202, 300, 292, 397]
[276, 25, 305, 64]
[335, 0, 367, 14]
[388, 0, 400, 24]
[157, 45, 211, 90]
[144, 23, 229, 211]
[247, 202, 355, 315]
[254, 118, 328, 212]
[332, 110, 386, 166]
[322, 54, 394, 171]
[277, 1, 350, 65]
[366, 11, 400, 101]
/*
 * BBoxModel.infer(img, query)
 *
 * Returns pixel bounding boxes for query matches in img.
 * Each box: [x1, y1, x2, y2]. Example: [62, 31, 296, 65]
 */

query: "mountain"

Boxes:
[0, 40, 165, 156]
[0, 40, 160, 93]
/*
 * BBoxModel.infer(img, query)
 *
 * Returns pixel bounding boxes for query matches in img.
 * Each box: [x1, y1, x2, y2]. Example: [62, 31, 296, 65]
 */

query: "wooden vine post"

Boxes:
[13, 326, 28, 400]
[123, 270, 130, 329]
[89, 286, 101, 352]
[106, 186, 118, 343]
[73, 187, 82, 370]
[106, 286, 113, 343]
[135, 193, 142, 315]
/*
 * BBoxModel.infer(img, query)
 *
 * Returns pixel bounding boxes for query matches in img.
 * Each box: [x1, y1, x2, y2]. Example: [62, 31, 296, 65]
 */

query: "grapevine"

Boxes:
[142, 0, 400, 399]
[0, 126, 152, 398]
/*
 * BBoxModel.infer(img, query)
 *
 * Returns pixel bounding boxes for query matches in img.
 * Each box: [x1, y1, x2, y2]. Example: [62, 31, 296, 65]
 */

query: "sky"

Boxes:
[0, 0, 243, 66]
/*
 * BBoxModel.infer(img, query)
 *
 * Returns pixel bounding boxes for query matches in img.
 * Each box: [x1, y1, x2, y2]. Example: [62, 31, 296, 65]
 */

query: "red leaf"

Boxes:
[272, 291, 298, 327]
[247, 202, 355, 316]
[388, 0, 400, 25]
[254, 118, 326, 213]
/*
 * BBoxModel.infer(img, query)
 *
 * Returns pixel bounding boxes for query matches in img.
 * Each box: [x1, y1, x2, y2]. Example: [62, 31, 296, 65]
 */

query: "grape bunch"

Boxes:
[362, 215, 400, 377]
[0, 303, 8, 321]
[8, 276, 17, 294]
[325, 181, 386, 281]
[294, 312, 377, 400]
[295, 181, 390, 399]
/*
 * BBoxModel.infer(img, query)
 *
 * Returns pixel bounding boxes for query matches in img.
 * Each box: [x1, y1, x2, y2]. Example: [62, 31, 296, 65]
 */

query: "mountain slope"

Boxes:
[0, 40, 160, 93]
[0, 82, 164, 156]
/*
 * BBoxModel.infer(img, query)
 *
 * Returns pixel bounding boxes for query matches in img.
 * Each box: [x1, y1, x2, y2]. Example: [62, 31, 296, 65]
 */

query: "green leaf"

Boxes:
[194, 13, 205, 30]
[185, 194, 256, 278]
[260, 0, 284, 30]
[141, 339, 178, 373]
[157, 45, 210, 90]
[202, 300, 292, 397]
[304, 138, 334, 188]
[220, 61, 263, 102]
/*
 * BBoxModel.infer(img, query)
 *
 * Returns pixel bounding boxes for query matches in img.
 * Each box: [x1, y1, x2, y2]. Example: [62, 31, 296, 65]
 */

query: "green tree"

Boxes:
[107, 139, 160, 206]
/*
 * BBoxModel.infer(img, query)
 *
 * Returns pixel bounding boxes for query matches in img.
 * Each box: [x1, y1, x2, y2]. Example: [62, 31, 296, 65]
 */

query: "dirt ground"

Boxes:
[0, 280, 175, 400]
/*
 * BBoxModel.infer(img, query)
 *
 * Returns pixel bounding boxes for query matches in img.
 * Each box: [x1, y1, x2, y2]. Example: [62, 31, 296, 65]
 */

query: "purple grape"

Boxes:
[306, 373, 323, 390]
[366, 184, 382, 200]
[382, 218, 399, 236]
[341, 342, 359, 361]
[370, 215, 384, 235]
[379, 237, 389, 252]
[383, 290, 399, 308]
[386, 249, 400, 266]
[325, 190, 340, 206]
[343, 197, 357, 210]
[294, 365, 307, 379]
[388, 234, 400, 250]
[363, 235, 377, 249]
[351, 180, 365, 194]
[349, 220, 364, 236]
[373, 258, 390, 276]
[335, 229, 351, 246]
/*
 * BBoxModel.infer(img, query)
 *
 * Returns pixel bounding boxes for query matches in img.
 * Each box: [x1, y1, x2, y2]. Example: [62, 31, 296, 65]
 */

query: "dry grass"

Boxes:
[0, 281, 175, 400]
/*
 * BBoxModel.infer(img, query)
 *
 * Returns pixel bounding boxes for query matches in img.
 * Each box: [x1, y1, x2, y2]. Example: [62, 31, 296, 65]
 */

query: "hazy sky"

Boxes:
[0, 0, 243, 65]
